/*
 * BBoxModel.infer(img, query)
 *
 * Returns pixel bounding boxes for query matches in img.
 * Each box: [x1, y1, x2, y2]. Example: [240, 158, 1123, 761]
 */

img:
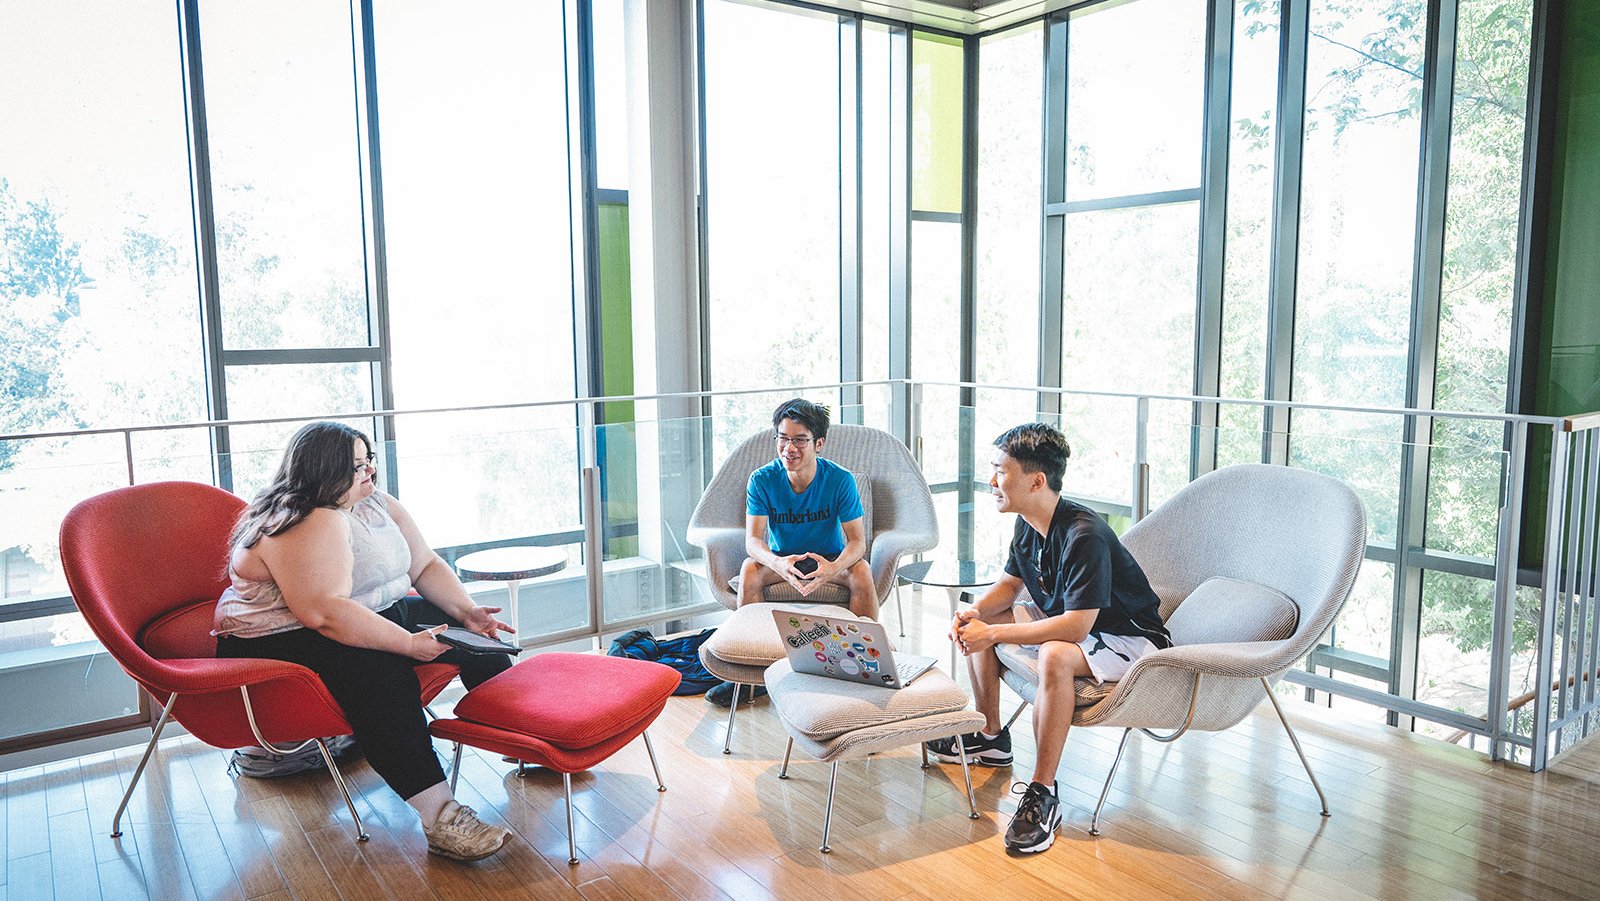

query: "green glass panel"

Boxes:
[1536, 0, 1600, 420]
[1523, 0, 1600, 567]
[598, 201, 634, 421]
[597, 200, 637, 556]
[912, 31, 964, 215]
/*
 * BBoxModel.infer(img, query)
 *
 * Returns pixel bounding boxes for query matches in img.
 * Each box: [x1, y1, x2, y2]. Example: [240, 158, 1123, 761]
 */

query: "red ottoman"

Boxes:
[428, 653, 680, 864]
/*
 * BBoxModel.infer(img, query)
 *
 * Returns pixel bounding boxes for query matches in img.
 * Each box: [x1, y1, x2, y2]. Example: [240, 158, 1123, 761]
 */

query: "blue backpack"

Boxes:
[607, 628, 721, 696]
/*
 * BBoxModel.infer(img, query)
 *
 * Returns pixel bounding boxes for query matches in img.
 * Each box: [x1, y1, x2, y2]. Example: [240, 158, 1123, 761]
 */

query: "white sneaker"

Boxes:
[424, 801, 511, 861]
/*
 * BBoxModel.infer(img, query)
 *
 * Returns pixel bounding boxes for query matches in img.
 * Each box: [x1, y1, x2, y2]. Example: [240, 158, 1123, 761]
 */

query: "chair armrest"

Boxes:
[146, 656, 329, 696]
[867, 526, 938, 593]
[686, 524, 741, 553]
[688, 526, 747, 591]
[868, 526, 938, 575]
[1122, 639, 1296, 682]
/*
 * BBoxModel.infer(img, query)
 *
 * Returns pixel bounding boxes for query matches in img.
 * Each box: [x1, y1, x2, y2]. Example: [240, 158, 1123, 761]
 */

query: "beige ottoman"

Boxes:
[764, 658, 985, 852]
[700, 602, 866, 754]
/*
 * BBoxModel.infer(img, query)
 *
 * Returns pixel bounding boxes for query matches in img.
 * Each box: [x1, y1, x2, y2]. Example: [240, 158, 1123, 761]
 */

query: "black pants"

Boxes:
[217, 597, 512, 801]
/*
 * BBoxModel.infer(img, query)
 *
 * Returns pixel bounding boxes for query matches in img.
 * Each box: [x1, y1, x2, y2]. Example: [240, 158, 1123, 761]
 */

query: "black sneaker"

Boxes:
[1004, 781, 1062, 853]
[705, 681, 767, 708]
[925, 728, 1012, 767]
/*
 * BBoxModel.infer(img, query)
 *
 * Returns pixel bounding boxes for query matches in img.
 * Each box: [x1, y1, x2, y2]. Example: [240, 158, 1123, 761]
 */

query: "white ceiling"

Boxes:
[807, 0, 1077, 34]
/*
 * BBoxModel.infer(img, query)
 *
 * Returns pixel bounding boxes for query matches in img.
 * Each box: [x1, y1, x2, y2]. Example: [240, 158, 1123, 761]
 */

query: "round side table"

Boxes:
[895, 559, 1003, 671]
[455, 546, 569, 646]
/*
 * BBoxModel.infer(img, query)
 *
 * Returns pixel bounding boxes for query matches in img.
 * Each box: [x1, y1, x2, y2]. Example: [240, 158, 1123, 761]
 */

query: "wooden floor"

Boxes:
[6, 601, 1600, 899]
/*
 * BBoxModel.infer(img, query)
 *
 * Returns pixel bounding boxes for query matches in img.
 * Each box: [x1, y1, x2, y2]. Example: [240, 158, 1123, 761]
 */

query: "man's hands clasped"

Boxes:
[950, 607, 999, 656]
[773, 553, 839, 597]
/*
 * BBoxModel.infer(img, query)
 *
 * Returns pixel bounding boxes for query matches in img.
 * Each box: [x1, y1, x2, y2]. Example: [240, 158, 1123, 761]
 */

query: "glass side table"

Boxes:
[455, 546, 569, 646]
[895, 558, 1003, 671]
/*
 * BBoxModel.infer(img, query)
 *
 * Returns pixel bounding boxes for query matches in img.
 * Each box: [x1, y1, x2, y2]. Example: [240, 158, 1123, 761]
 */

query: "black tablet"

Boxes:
[431, 626, 521, 655]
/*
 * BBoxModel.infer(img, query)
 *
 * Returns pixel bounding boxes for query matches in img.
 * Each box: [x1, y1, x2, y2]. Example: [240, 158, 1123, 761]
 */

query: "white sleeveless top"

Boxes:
[213, 492, 414, 639]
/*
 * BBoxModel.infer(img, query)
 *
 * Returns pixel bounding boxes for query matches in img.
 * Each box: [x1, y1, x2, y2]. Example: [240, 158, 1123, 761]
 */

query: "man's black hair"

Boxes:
[772, 397, 831, 442]
[994, 423, 1071, 492]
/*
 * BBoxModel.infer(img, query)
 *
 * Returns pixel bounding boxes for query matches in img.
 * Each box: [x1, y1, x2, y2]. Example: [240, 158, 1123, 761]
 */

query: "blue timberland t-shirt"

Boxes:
[746, 456, 864, 557]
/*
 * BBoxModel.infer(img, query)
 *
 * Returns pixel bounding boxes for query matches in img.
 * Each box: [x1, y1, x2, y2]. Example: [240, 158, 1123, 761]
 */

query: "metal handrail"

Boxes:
[0, 376, 1570, 444]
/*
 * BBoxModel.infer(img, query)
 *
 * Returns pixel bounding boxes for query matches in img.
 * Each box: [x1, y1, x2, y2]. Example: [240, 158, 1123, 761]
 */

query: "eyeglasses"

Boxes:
[354, 456, 377, 475]
[774, 435, 813, 448]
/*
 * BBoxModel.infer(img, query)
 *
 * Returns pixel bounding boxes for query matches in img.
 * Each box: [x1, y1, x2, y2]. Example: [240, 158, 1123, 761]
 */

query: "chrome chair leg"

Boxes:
[779, 737, 794, 779]
[954, 733, 979, 819]
[1090, 728, 1133, 836]
[448, 742, 463, 791]
[1262, 677, 1330, 816]
[894, 580, 906, 637]
[112, 692, 178, 838]
[315, 738, 369, 842]
[643, 731, 666, 792]
[1004, 700, 1029, 732]
[722, 684, 740, 755]
[563, 772, 578, 864]
[820, 761, 839, 853]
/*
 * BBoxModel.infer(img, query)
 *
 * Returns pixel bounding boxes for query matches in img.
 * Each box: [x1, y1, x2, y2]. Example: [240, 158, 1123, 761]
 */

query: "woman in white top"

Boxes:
[215, 421, 514, 861]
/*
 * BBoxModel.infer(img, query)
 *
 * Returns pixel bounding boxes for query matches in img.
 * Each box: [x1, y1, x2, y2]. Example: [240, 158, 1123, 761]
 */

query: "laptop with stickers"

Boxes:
[771, 608, 938, 689]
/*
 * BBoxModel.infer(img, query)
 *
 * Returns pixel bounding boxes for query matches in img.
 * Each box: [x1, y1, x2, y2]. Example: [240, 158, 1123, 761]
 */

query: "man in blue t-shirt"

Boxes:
[739, 398, 875, 619]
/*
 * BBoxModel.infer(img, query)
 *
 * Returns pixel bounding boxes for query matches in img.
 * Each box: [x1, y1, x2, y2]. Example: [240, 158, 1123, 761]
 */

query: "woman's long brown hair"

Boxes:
[230, 421, 373, 552]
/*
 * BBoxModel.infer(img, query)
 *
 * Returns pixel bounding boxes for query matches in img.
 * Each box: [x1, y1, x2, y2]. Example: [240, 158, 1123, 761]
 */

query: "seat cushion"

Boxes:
[993, 643, 1117, 706]
[1165, 577, 1299, 646]
[748, 580, 851, 604]
[140, 600, 220, 660]
[703, 602, 867, 668]
[450, 652, 680, 748]
[764, 657, 971, 742]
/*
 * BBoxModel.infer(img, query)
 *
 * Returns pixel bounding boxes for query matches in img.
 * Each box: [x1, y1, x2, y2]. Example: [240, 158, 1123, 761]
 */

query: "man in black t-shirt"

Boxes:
[925, 423, 1170, 855]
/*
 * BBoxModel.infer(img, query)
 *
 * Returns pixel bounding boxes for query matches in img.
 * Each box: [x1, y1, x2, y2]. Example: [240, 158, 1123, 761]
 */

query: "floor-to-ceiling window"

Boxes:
[971, 21, 1045, 562]
[701, 0, 842, 456]
[1055, 0, 1207, 509]
[0, 0, 209, 742]
[373, 0, 580, 552]
[201, 0, 380, 491]
[0, 0, 589, 752]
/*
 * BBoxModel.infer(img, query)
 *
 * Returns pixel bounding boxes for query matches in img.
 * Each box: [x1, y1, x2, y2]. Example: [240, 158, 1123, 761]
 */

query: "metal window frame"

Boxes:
[1192, 0, 1234, 478]
[1387, 0, 1459, 726]
[1262, 0, 1309, 467]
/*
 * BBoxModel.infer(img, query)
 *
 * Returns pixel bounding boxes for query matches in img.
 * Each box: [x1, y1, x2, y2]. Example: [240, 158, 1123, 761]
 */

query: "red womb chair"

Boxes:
[59, 481, 458, 843]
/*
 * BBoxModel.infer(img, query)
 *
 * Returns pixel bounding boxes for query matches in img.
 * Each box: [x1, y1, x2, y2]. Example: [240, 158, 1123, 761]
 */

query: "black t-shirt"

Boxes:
[1004, 497, 1171, 649]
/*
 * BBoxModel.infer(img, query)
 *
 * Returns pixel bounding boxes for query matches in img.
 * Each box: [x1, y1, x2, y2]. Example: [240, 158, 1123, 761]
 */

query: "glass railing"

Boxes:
[1, 380, 1595, 771]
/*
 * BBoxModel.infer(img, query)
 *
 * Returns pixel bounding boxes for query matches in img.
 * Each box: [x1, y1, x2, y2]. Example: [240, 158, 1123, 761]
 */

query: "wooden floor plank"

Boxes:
[247, 795, 340, 901]
[0, 760, 9, 887]
[5, 767, 50, 862]
[178, 742, 289, 901]
[6, 852, 52, 901]
[46, 809, 102, 901]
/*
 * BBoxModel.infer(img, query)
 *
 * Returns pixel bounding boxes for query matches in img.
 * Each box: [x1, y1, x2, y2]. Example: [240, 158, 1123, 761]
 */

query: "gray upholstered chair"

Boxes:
[686, 424, 938, 612]
[995, 463, 1368, 834]
[688, 424, 938, 754]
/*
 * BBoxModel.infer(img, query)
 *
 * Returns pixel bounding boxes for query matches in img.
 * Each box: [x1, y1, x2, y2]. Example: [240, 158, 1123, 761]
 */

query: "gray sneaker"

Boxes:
[424, 801, 512, 861]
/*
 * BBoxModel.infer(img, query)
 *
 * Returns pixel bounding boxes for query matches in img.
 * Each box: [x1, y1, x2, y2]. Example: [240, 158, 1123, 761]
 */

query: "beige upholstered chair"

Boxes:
[686, 424, 938, 611]
[995, 463, 1368, 834]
